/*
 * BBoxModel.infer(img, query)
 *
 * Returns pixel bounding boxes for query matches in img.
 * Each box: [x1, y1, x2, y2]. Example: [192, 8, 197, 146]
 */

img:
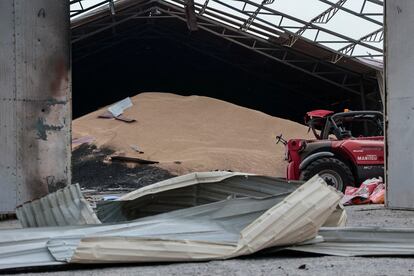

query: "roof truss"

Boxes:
[71, 0, 383, 61]
[71, 0, 381, 104]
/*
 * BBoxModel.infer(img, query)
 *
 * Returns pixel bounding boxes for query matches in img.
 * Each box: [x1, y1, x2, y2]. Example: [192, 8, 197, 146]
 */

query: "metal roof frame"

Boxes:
[72, 21, 330, 109]
[70, 0, 383, 61]
[70, 0, 382, 105]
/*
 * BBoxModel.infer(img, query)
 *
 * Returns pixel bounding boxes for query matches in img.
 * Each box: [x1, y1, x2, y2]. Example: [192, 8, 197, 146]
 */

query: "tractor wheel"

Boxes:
[300, 157, 354, 192]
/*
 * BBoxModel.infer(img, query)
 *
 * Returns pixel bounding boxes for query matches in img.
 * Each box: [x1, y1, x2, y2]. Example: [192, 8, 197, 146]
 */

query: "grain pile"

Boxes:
[73, 92, 312, 176]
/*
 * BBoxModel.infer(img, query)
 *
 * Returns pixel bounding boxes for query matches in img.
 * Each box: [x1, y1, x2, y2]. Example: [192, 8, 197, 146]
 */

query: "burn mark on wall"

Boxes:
[35, 118, 64, 141]
[50, 60, 69, 97]
[46, 98, 67, 106]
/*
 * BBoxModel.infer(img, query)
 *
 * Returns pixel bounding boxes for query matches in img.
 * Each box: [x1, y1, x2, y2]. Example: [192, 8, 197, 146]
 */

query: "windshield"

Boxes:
[324, 113, 384, 139]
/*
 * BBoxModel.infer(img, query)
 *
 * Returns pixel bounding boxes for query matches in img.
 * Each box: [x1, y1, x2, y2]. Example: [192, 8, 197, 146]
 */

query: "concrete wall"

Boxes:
[0, 0, 71, 213]
[385, 1, 414, 209]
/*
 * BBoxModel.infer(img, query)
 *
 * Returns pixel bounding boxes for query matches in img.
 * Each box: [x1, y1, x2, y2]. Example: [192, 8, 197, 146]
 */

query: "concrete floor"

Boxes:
[2, 205, 414, 276]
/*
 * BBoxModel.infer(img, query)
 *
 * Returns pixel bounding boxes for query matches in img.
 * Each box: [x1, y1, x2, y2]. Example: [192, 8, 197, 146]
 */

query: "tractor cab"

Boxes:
[305, 110, 384, 140]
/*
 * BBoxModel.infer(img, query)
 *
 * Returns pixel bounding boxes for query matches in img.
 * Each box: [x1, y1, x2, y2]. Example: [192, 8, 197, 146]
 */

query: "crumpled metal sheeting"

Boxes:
[49, 195, 290, 263]
[70, 237, 237, 263]
[97, 172, 300, 223]
[322, 204, 347, 227]
[0, 195, 285, 270]
[288, 227, 414, 256]
[16, 184, 100, 228]
[48, 176, 341, 263]
[233, 176, 342, 254]
[117, 172, 302, 201]
[118, 172, 254, 200]
[0, 237, 65, 269]
[0, 221, 135, 270]
[0, 175, 341, 269]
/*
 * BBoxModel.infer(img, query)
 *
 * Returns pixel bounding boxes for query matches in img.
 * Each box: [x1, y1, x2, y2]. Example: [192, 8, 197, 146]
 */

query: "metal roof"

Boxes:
[70, 0, 383, 63]
[69, 0, 383, 106]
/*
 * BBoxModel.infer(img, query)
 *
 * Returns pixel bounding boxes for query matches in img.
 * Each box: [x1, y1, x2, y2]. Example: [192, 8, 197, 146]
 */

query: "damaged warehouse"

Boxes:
[71, 0, 383, 121]
[5, 0, 414, 275]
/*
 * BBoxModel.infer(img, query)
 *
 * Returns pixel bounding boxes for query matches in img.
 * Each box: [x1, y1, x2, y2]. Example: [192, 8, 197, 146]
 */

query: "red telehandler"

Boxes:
[277, 110, 384, 192]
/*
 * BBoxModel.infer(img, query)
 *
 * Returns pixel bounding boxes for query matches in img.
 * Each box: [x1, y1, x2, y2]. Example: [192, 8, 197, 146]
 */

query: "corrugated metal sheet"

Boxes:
[97, 172, 301, 222]
[288, 227, 414, 256]
[0, 175, 341, 270]
[0, 193, 285, 269]
[53, 175, 342, 263]
[322, 204, 347, 227]
[16, 184, 100, 228]
[16, 172, 300, 227]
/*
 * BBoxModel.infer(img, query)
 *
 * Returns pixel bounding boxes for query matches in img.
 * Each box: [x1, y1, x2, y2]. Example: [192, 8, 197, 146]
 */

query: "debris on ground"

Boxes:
[72, 136, 95, 150]
[287, 226, 414, 256]
[321, 204, 347, 227]
[16, 184, 101, 228]
[72, 144, 174, 191]
[341, 177, 385, 205]
[2, 175, 342, 269]
[298, 264, 308, 270]
[114, 114, 136, 123]
[109, 155, 159, 165]
[108, 97, 133, 117]
[73, 92, 312, 176]
[98, 110, 114, 119]
[98, 97, 136, 123]
[130, 144, 144, 154]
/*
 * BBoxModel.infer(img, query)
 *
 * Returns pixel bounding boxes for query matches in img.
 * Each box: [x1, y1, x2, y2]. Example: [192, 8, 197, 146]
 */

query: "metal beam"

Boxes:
[150, 29, 325, 111]
[72, 5, 156, 43]
[155, 4, 367, 96]
[285, 0, 348, 47]
[211, 0, 382, 54]
[332, 27, 383, 63]
[71, 0, 378, 96]
[318, 0, 383, 26]
[240, 0, 274, 31]
[70, 0, 112, 17]
[70, 0, 384, 60]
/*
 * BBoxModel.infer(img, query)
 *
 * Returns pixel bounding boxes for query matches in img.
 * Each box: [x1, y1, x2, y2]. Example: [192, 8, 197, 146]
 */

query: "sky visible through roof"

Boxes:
[70, 0, 384, 60]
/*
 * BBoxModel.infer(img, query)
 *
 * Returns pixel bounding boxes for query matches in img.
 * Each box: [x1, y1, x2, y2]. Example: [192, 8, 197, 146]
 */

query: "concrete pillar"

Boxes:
[385, 1, 414, 209]
[0, 0, 71, 214]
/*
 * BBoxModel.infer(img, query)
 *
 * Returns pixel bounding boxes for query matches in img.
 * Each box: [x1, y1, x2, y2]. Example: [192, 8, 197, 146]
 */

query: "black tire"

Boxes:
[300, 157, 354, 192]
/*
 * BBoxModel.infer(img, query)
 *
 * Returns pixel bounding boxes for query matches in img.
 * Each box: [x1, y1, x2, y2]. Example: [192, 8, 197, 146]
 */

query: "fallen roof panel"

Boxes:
[0, 175, 341, 270]
[288, 227, 414, 257]
[16, 184, 100, 228]
[97, 172, 301, 223]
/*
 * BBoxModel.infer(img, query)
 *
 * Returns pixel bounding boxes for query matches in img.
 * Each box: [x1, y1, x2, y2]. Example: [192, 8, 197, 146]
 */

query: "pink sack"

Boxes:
[341, 177, 383, 205]
[369, 183, 385, 204]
